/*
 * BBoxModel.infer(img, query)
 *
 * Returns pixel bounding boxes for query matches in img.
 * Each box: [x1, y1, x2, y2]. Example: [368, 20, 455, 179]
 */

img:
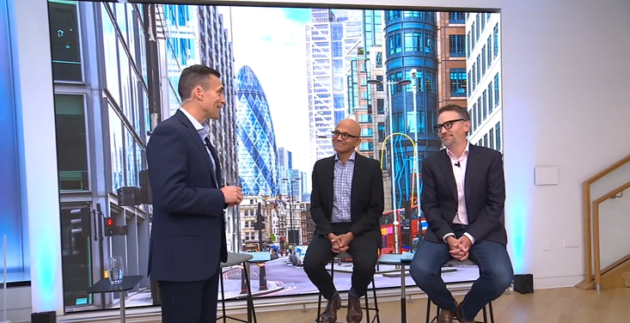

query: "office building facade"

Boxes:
[466, 13, 502, 151]
[436, 12, 468, 109]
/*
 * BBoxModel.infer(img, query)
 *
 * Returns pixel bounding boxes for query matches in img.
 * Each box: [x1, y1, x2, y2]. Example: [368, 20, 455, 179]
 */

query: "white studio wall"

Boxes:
[3, 0, 630, 321]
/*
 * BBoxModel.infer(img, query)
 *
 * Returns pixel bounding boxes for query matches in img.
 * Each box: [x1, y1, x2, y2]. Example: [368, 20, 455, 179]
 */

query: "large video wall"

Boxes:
[2, 0, 503, 313]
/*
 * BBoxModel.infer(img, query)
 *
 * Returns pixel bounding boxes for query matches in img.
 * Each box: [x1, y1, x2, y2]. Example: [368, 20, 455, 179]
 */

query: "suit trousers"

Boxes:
[158, 266, 220, 323]
[303, 223, 379, 300]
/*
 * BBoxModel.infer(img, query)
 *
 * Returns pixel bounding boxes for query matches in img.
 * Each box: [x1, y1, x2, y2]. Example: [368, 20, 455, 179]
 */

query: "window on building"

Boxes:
[448, 12, 465, 24]
[481, 90, 492, 120]
[359, 142, 374, 151]
[467, 71, 471, 97]
[466, 32, 471, 58]
[489, 128, 495, 150]
[472, 103, 477, 132]
[424, 31, 435, 54]
[361, 128, 373, 137]
[49, 1, 82, 82]
[495, 121, 502, 151]
[494, 72, 500, 106]
[449, 35, 465, 57]
[487, 82, 494, 114]
[55, 94, 89, 191]
[493, 23, 499, 56]
[486, 35, 492, 66]
[377, 98, 385, 114]
[449, 68, 466, 97]
[388, 34, 402, 55]
[386, 10, 401, 21]
[377, 122, 386, 141]
[483, 133, 488, 148]
[375, 52, 383, 68]
[358, 114, 372, 123]
[376, 75, 384, 92]
[406, 110, 425, 134]
[481, 46, 487, 75]
[476, 102, 481, 127]
[404, 32, 422, 52]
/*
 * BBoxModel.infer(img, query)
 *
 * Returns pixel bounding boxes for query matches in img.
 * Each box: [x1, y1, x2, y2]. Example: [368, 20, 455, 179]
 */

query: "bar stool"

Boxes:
[218, 253, 257, 323]
[315, 252, 380, 323]
[425, 260, 495, 323]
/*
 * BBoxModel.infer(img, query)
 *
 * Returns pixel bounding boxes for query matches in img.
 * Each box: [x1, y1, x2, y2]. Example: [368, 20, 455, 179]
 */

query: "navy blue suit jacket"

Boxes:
[146, 110, 228, 282]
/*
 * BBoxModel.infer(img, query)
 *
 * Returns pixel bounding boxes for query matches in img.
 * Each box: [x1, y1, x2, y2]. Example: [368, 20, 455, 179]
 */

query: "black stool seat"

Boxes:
[315, 252, 380, 323]
[219, 252, 257, 323]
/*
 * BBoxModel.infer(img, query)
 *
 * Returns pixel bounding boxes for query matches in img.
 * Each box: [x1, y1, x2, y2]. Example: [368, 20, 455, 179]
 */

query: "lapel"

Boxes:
[175, 111, 218, 185]
[438, 149, 458, 201]
[464, 145, 480, 200]
[207, 141, 222, 186]
[322, 156, 335, 215]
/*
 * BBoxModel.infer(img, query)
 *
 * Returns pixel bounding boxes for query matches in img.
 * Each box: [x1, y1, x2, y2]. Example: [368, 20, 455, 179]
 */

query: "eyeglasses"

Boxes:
[331, 131, 359, 140]
[433, 119, 466, 132]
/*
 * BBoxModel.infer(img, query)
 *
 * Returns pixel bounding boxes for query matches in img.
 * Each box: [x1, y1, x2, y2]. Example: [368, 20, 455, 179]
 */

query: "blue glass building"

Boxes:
[384, 11, 443, 207]
[236, 65, 280, 196]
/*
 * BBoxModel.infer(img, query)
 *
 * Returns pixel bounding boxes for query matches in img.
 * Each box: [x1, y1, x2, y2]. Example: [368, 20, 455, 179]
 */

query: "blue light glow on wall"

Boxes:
[0, 0, 25, 277]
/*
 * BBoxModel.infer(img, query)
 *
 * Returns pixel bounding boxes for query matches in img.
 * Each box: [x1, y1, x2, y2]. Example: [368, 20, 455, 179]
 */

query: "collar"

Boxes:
[335, 151, 357, 162]
[179, 107, 209, 137]
[445, 140, 470, 159]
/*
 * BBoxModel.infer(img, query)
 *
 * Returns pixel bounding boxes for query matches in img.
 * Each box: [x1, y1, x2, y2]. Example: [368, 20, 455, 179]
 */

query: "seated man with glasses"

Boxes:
[409, 105, 513, 323]
[304, 119, 384, 323]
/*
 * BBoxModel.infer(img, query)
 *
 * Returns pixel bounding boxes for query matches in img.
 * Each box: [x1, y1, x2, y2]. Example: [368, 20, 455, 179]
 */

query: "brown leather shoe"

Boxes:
[456, 303, 475, 323]
[346, 295, 363, 323]
[436, 308, 454, 323]
[320, 297, 341, 323]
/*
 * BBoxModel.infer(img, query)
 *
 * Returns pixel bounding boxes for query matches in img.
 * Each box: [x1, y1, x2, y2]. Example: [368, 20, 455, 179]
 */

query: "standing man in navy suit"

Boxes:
[146, 65, 243, 323]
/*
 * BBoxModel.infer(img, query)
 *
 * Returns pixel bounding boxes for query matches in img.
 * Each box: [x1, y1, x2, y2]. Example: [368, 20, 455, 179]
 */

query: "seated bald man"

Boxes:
[304, 119, 385, 323]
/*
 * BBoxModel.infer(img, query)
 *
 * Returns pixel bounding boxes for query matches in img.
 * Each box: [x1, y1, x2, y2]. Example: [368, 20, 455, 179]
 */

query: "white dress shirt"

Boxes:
[442, 141, 475, 244]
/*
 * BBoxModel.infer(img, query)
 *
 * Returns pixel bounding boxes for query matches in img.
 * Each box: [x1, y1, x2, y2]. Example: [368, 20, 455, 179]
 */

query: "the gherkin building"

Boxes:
[236, 65, 279, 196]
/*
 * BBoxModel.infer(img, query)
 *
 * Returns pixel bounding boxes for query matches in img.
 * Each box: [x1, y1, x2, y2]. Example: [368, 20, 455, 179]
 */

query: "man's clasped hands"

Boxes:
[327, 233, 355, 254]
[446, 235, 472, 261]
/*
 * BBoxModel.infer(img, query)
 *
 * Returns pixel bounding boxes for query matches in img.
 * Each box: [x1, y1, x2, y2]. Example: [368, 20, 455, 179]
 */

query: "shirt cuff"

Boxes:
[463, 232, 475, 244]
[442, 233, 455, 243]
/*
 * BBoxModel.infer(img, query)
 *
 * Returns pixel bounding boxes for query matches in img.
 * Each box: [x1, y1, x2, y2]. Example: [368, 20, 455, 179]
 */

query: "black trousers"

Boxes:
[303, 223, 379, 300]
[158, 268, 220, 323]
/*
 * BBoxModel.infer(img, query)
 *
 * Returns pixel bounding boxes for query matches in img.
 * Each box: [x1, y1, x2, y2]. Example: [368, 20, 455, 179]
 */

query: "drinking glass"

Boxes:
[108, 256, 124, 285]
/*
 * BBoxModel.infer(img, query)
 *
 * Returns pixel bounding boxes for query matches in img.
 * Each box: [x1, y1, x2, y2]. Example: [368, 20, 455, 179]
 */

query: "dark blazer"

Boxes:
[146, 110, 228, 282]
[310, 152, 384, 241]
[420, 144, 507, 246]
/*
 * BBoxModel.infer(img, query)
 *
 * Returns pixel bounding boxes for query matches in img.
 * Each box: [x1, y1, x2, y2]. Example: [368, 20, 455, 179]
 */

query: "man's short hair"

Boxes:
[178, 65, 221, 101]
[438, 104, 470, 121]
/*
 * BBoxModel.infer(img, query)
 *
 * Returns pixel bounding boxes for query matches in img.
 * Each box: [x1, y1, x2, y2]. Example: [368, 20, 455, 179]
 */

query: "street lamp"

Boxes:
[409, 69, 421, 220]
[367, 77, 411, 253]
[282, 177, 301, 245]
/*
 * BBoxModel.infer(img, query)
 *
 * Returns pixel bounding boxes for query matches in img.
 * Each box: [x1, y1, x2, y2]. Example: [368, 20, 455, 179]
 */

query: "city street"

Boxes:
[121, 256, 480, 308]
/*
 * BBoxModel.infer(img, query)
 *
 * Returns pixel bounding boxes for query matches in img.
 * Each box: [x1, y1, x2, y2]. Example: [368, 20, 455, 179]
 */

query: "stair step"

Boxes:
[623, 271, 630, 288]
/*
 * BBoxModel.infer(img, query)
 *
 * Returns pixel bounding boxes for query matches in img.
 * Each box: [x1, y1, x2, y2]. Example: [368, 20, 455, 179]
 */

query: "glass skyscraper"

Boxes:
[236, 65, 280, 197]
[384, 10, 442, 207]
[305, 9, 363, 164]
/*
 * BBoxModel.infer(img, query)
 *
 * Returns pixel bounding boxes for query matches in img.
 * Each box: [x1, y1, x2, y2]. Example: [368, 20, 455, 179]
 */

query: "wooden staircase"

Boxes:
[576, 253, 630, 289]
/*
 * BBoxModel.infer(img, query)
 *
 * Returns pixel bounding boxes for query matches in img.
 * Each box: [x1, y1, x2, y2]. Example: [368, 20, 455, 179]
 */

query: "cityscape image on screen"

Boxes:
[42, 1, 502, 312]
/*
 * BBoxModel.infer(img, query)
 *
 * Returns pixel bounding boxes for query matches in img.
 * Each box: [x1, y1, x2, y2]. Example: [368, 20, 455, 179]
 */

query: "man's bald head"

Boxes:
[336, 119, 361, 137]
[332, 118, 362, 155]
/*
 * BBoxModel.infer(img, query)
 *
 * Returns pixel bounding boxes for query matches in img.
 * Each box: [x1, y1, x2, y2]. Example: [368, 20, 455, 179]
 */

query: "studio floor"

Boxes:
[143, 286, 630, 323]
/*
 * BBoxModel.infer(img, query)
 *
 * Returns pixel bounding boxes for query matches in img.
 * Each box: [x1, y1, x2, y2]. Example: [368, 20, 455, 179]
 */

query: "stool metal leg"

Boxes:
[489, 302, 495, 323]
[220, 273, 227, 323]
[371, 278, 380, 323]
[243, 263, 257, 323]
[425, 297, 431, 323]
[482, 305, 488, 323]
